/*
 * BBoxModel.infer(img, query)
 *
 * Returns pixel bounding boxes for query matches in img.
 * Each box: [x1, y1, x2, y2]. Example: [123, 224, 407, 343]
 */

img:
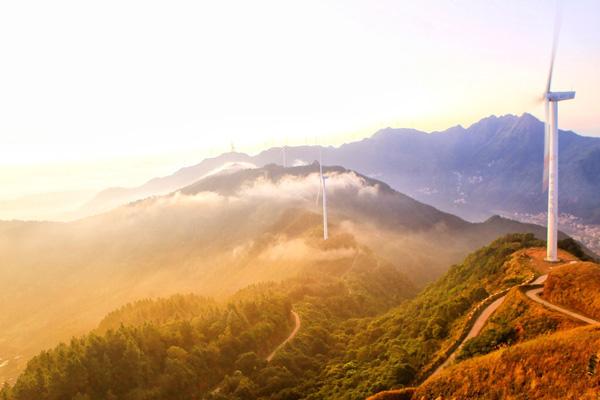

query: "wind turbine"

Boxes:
[315, 147, 328, 240]
[542, 13, 575, 262]
[282, 138, 288, 168]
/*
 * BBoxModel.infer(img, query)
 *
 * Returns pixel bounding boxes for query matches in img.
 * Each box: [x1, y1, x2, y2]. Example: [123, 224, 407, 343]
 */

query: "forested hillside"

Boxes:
[308, 233, 544, 398]
[6, 293, 292, 400]
[0, 233, 555, 400]
[376, 239, 598, 400]
[1, 247, 415, 400]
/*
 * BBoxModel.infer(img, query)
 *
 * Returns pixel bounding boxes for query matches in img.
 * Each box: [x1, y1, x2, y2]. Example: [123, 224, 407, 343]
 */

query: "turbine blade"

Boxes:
[543, 100, 550, 191]
[545, 4, 563, 94]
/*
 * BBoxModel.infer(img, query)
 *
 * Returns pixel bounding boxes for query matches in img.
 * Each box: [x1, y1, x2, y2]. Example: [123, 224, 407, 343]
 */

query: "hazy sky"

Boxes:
[1, 0, 599, 199]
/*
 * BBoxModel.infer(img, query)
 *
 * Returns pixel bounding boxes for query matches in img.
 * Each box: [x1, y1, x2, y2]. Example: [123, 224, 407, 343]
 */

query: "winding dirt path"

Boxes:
[525, 278, 599, 325]
[432, 295, 508, 376]
[432, 269, 598, 377]
[266, 310, 301, 362]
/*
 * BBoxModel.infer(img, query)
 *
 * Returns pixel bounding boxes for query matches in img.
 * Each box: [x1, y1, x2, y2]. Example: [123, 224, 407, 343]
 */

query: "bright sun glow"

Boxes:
[1, 0, 599, 198]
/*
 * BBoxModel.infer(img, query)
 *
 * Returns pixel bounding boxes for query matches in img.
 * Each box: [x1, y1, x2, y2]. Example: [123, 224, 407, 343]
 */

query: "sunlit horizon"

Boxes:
[1, 0, 599, 199]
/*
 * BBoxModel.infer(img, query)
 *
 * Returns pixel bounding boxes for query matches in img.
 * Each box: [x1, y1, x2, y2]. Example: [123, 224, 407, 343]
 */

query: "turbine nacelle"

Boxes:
[546, 91, 575, 102]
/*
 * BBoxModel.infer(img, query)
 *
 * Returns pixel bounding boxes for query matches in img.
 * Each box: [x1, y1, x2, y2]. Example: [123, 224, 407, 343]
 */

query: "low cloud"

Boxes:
[237, 171, 380, 203]
[124, 170, 381, 224]
[202, 161, 258, 179]
[259, 237, 357, 262]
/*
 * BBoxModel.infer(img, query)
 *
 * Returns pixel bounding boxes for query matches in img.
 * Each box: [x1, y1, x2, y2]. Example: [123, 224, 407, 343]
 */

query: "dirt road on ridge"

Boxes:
[266, 310, 301, 362]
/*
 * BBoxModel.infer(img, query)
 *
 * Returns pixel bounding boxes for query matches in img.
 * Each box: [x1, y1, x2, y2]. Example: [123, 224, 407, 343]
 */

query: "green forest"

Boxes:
[3, 233, 579, 400]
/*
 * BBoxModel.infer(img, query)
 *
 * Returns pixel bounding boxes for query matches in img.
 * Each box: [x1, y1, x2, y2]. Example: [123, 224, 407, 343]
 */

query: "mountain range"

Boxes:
[82, 113, 600, 223]
[77, 113, 600, 255]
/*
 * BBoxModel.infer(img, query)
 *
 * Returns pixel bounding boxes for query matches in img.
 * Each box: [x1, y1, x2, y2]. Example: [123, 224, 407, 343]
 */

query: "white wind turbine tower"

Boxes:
[282, 138, 288, 168]
[315, 147, 328, 240]
[282, 145, 287, 168]
[542, 13, 575, 262]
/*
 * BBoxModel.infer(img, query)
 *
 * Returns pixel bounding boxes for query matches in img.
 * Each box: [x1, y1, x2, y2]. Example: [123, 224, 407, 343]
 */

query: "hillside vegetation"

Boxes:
[305, 233, 544, 398]
[415, 325, 600, 399]
[3, 230, 591, 399]
[0, 248, 415, 400]
[5, 294, 293, 400]
[366, 237, 593, 400]
[386, 240, 600, 400]
[97, 295, 218, 334]
[0, 233, 547, 400]
[544, 262, 600, 320]
[457, 287, 584, 361]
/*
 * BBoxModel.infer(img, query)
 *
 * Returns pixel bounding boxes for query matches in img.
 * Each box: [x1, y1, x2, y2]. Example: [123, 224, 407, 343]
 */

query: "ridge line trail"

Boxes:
[432, 258, 596, 377]
[525, 275, 599, 325]
[266, 310, 301, 362]
[431, 294, 508, 376]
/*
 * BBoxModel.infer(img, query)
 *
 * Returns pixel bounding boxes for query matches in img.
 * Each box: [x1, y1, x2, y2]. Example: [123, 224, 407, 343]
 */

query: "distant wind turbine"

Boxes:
[315, 147, 328, 240]
[282, 146, 287, 168]
[542, 9, 575, 262]
[282, 138, 288, 168]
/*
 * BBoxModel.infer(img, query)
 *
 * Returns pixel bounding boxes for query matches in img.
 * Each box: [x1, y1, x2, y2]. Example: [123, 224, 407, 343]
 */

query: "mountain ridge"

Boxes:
[78, 113, 600, 229]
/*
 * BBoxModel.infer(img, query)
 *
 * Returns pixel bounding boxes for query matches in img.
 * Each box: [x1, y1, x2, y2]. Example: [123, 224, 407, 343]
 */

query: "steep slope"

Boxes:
[456, 287, 584, 362]
[414, 325, 600, 400]
[402, 245, 600, 399]
[544, 261, 600, 321]
[308, 234, 546, 398]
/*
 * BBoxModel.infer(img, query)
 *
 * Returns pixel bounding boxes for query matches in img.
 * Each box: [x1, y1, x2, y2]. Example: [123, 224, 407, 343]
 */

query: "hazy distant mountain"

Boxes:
[0, 164, 554, 384]
[81, 113, 600, 226]
[337, 113, 600, 224]
[79, 157, 258, 216]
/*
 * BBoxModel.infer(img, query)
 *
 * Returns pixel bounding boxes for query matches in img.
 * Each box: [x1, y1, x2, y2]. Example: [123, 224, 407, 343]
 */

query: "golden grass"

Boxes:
[508, 247, 577, 276]
[366, 388, 415, 400]
[485, 287, 584, 343]
[414, 325, 600, 399]
[544, 261, 600, 320]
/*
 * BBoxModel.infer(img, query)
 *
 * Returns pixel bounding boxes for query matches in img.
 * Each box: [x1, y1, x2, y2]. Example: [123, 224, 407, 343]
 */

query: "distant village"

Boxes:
[506, 211, 600, 256]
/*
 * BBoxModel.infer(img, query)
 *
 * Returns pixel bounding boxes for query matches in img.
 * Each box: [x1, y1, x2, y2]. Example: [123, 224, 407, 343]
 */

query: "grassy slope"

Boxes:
[544, 261, 600, 320]
[456, 287, 584, 361]
[367, 239, 592, 400]
[415, 325, 600, 400]
[310, 234, 543, 399]
[408, 244, 600, 399]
